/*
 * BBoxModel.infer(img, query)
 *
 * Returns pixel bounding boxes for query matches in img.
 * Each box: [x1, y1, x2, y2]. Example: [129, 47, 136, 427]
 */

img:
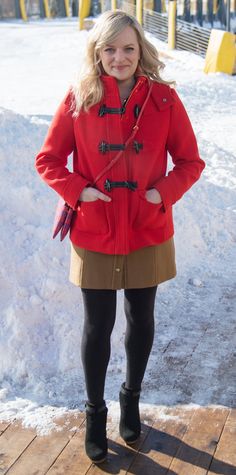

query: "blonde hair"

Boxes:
[71, 10, 173, 114]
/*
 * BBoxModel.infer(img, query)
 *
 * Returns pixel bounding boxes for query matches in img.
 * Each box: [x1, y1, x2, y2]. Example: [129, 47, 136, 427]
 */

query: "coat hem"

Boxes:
[69, 230, 175, 256]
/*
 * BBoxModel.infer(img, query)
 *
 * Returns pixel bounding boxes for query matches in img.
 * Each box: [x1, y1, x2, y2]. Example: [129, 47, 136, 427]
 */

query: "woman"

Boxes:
[36, 10, 205, 463]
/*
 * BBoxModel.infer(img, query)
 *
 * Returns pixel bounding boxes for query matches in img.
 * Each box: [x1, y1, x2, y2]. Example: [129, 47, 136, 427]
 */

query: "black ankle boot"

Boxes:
[119, 383, 141, 444]
[85, 401, 108, 463]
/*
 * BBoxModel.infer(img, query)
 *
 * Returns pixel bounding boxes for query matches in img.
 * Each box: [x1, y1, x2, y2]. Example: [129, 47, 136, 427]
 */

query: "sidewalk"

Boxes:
[1, 406, 236, 474]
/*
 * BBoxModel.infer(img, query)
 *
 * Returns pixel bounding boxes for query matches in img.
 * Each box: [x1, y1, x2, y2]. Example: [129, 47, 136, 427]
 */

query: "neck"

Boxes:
[117, 77, 136, 102]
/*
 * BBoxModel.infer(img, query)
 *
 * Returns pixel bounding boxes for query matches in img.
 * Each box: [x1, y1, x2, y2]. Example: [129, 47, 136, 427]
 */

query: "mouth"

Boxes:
[112, 66, 129, 71]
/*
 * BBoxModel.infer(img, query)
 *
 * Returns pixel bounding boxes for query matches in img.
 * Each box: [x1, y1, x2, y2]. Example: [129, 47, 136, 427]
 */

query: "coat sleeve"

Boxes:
[154, 88, 205, 211]
[35, 91, 90, 210]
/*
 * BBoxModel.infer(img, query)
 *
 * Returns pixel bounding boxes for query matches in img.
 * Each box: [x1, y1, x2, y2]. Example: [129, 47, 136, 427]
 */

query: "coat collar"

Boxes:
[100, 75, 149, 101]
[99, 75, 174, 111]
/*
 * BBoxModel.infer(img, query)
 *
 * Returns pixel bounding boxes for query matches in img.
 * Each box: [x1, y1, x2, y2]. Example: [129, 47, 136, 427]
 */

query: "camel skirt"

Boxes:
[69, 237, 176, 290]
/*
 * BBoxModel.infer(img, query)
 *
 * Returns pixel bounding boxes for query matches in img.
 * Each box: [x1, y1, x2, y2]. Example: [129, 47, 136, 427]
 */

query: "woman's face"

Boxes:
[99, 26, 140, 83]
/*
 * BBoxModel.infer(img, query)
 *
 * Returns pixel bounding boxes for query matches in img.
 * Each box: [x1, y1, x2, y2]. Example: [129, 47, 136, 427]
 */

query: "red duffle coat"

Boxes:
[35, 75, 205, 254]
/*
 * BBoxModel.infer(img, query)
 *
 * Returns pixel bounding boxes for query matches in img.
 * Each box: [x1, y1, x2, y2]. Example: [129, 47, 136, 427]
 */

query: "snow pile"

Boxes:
[0, 19, 235, 432]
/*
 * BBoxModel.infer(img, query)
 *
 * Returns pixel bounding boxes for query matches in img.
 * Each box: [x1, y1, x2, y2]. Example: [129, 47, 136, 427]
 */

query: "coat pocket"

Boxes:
[133, 191, 166, 230]
[76, 199, 109, 235]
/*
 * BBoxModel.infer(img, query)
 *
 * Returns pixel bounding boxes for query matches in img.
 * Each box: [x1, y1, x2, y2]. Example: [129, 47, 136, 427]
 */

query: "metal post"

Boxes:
[196, 0, 203, 26]
[207, 0, 214, 27]
[168, 0, 176, 49]
[64, 0, 70, 16]
[226, 0, 231, 30]
[43, 0, 51, 18]
[154, 0, 162, 12]
[79, 0, 91, 30]
[15, 0, 21, 18]
[19, 0, 27, 20]
[183, 0, 191, 21]
[136, 0, 143, 25]
[72, 0, 79, 16]
[111, 0, 117, 10]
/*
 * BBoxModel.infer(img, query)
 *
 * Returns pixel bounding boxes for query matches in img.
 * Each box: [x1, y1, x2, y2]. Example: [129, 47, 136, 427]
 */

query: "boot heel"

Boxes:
[119, 383, 141, 444]
[85, 401, 108, 463]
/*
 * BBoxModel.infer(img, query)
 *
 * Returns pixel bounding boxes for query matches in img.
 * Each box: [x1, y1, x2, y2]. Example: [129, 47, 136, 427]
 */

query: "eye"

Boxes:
[125, 47, 135, 51]
[104, 47, 114, 53]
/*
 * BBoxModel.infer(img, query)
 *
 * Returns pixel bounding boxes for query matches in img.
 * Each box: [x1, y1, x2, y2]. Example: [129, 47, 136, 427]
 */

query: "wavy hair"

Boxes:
[71, 10, 174, 114]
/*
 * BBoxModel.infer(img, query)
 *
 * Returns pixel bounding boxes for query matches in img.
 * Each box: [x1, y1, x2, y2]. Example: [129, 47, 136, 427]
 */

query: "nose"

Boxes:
[114, 49, 125, 63]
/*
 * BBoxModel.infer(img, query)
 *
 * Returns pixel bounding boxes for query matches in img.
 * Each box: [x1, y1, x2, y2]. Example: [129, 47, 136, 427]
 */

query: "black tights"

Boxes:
[81, 287, 157, 406]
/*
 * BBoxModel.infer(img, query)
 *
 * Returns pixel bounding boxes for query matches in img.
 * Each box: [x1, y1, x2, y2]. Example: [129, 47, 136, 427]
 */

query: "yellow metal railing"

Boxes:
[136, 0, 143, 24]
[16, 0, 236, 75]
[19, 0, 27, 20]
[15, 0, 236, 24]
[64, 0, 70, 17]
[43, 0, 51, 18]
[168, 1, 177, 49]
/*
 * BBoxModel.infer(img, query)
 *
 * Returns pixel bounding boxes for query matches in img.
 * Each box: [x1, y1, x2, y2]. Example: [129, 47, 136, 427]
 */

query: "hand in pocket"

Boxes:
[145, 188, 162, 204]
[79, 186, 112, 203]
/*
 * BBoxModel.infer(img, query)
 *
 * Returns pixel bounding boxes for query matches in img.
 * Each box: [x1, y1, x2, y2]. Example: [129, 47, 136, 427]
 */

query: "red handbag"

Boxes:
[52, 83, 153, 241]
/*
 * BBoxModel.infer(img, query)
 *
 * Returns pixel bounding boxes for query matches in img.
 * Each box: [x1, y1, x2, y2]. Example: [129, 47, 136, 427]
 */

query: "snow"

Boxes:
[0, 18, 236, 434]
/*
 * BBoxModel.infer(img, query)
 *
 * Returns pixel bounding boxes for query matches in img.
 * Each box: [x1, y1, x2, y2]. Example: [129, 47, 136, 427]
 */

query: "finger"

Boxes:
[96, 191, 112, 202]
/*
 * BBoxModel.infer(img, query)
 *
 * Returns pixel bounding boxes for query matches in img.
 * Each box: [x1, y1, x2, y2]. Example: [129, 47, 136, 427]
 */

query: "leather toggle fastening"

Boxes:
[133, 141, 143, 154]
[99, 142, 125, 154]
[99, 104, 126, 117]
[104, 179, 138, 192]
[134, 105, 141, 118]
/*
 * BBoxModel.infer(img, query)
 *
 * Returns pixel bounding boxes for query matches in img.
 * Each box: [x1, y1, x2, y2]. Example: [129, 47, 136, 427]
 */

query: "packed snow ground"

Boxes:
[0, 18, 235, 434]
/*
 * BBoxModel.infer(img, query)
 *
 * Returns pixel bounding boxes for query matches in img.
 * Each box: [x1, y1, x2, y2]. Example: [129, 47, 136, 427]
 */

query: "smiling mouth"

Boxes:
[113, 66, 129, 70]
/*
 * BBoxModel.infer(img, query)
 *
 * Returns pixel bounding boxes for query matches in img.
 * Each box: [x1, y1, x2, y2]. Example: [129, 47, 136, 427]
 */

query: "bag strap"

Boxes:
[93, 81, 153, 186]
